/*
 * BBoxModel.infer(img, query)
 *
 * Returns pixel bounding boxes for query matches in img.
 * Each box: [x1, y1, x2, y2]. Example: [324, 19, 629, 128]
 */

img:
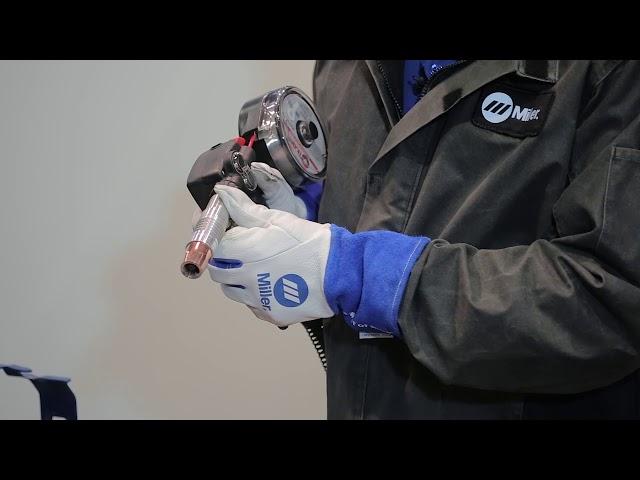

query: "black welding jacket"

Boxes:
[312, 60, 640, 419]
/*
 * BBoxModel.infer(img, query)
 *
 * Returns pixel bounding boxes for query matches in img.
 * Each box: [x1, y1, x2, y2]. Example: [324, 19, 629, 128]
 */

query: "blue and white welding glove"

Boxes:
[208, 184, 430, 336]
[250, 162, 322, 221]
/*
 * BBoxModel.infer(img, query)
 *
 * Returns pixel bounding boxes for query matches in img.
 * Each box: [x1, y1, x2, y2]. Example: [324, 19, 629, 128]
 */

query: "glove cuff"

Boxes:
[324, 225, 430, 338]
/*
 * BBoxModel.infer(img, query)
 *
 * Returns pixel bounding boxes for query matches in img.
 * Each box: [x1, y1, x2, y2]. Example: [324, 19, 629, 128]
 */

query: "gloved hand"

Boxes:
[190, 161, 316, 229]
[208, 184, 431, 335]
[250, 162, 308, 219]
[208, 184, 334, 327]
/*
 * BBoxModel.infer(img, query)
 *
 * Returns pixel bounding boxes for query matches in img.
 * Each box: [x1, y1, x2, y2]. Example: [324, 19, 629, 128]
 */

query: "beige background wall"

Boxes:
[0, 60, 327, 419]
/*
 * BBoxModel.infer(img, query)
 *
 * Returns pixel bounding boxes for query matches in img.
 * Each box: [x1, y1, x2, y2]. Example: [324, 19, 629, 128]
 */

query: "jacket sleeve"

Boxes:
[398, 60, 640, 394]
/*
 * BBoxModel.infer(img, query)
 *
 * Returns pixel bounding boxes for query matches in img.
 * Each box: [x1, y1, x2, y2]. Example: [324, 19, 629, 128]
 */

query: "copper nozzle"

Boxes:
[180, 241, 212, 279]
[180, 193, 229, 279]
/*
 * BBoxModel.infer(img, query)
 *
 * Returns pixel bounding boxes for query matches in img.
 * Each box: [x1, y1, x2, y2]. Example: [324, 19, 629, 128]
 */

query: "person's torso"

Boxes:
[313, 59, 640, 419]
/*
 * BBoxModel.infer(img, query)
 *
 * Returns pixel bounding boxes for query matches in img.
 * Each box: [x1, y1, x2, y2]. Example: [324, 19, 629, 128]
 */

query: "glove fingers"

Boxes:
[247, 305, 276, 324]
[250, 162, 287, 196]
[220, 284, 252, 306]
[209, 229, 292, 286]
[251, 162, 286, 181]
[215, 225, 298, 264]
[251, 170, 278, 198]
[267, 210, 331, 243]
[214, 185, 272, 228]
[251, 163, 308, 218]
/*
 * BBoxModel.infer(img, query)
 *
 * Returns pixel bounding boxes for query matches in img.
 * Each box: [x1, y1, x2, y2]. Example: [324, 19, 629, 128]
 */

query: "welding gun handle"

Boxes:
[194, 193, 230, 252]
[181, 193, 230, 279]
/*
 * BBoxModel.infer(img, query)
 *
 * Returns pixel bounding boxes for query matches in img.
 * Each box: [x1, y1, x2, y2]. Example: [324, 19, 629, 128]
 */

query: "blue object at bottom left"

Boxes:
[1, 363, 77, 420]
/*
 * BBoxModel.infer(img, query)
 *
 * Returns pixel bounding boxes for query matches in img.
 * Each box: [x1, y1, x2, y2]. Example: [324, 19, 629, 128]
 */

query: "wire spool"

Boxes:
[238, 86, 328, 189]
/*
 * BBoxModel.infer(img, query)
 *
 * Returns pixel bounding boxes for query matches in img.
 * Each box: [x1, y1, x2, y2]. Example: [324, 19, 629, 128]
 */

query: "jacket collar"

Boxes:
[515, 59, 559, 83]
[365, 60, 559, 165]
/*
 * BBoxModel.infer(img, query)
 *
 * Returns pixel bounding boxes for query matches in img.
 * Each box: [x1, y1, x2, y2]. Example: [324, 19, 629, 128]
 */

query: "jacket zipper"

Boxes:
[376, 61, 403, 121]
[375, 61, 471, 121]
[418, 60, 469, 101]
[404, 61, 470, 219]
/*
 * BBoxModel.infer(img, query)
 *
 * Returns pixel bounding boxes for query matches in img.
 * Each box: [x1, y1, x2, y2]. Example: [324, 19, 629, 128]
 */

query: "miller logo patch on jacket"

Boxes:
[472, 83, 555, 137]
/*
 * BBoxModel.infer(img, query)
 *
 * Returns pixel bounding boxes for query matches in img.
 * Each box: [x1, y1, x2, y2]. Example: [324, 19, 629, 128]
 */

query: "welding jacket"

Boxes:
[311, 60, 640, 419]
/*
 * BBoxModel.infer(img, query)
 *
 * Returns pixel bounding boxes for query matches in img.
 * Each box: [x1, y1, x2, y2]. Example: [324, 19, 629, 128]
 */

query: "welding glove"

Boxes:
[192, 162, 321, 226]
[250, 162, 322, 221]
[208, 184, 430, 334]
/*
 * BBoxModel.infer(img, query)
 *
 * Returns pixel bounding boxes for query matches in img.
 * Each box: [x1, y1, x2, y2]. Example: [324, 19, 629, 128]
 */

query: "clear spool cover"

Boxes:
[239, 86, 328, 188]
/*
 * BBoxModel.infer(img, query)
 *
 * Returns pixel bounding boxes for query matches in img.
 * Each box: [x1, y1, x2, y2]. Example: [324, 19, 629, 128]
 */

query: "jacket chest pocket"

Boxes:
[596, 146, 640, 283]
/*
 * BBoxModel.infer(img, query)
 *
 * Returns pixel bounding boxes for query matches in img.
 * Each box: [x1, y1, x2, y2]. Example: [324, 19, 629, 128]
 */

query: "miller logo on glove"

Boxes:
[208, 184, 431, 336]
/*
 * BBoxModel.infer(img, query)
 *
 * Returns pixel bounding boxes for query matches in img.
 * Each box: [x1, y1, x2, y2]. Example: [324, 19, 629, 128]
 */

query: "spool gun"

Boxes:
[179, 86, 328, 369]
